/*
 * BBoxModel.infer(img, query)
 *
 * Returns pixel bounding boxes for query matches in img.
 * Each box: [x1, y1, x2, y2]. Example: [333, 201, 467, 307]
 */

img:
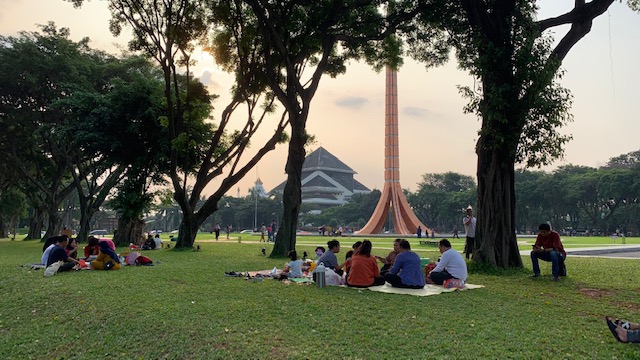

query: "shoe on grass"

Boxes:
[530, 274, 540, 278]
[551, 277, 559, 282]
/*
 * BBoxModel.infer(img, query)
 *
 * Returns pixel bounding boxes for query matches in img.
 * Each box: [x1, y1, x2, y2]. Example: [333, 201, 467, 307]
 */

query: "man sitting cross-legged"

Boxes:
[426, 239, 467, 286]
[384, 240, 425, 289]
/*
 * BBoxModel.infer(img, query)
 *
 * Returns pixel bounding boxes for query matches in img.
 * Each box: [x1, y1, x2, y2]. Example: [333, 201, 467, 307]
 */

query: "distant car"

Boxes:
[239, 229, 255, 234]
[296, 230, 312, 236]
[149, 230, 163, 235]
[90, 229, 108, 236]
[170, 229, 179, 234]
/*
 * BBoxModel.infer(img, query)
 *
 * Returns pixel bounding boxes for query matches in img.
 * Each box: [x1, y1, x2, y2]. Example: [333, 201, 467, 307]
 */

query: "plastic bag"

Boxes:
[324, 268, 343, 286]
[44, 261, 63, 277]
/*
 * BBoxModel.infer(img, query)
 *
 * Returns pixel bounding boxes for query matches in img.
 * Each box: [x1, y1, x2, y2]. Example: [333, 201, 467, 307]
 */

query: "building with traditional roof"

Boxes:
[271, 147, 370, 208]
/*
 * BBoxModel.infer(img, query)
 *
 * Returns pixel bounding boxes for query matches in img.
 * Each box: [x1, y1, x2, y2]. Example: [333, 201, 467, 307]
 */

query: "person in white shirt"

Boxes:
[427, 239, 468, 285]
[462, 207, 477, 259]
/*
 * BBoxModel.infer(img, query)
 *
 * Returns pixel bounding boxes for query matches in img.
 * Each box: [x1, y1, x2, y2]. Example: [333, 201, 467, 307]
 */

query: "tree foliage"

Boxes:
[408, 0, 626, 268]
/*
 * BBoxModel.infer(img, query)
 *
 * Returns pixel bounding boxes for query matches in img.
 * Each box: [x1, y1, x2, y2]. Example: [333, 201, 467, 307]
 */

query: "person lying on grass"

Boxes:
[346, 240, 385, 288]
[91, 241, 121, 270]
[426, 239, 467, 286]
[606, 316, 640, 343]
[384, 240, 425, 289]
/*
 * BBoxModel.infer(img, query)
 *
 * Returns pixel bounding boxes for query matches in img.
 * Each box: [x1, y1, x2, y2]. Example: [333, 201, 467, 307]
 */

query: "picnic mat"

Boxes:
[365, 283, 484, 296]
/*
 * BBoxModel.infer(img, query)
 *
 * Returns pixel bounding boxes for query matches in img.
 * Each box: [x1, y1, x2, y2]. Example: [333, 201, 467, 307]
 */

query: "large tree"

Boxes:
[69, 0, 288, 248]
[410, 0, 636, 268]
[217, 0, 416, 257]
[0, 24, 101, 239]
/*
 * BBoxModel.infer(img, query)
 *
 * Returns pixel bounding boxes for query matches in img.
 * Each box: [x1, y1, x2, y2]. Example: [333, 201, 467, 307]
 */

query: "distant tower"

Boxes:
[357, 67, 428, 235]
[254, 178, 268, 198]
[237, 187, 240, 198]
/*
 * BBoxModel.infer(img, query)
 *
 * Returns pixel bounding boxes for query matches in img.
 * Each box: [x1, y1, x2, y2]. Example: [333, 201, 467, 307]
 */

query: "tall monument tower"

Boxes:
[357, 67, 428, 235]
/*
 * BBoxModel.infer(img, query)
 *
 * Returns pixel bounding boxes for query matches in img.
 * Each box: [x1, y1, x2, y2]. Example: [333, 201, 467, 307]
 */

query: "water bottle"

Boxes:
[314, 262, 326, 288]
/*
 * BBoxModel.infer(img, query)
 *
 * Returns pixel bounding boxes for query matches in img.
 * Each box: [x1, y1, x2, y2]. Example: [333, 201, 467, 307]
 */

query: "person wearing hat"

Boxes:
[462, 207, 477, 259]
[91, 241, 122, 270]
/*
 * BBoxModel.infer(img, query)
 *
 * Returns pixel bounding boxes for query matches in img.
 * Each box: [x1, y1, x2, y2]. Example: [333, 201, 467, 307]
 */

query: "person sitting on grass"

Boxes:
[46, 236, 80, 272]
[606, 316, 640, 343]
[376, 238, 401, 276]
[384, 240, 425, 289]
[91, 241, 121, 270]
[281, 250, 303, 279]
[426, 239, 467, 286]
[346, 240, 385, 288]
[530, 223, 566, 281]
[343, 241, 363, 276]
[42, 235, 65, 266]
[84, 236, 100, 259]
[65, 238, 79, 259]
[142, 234, 156, 250]
[317, 240, 345, 275]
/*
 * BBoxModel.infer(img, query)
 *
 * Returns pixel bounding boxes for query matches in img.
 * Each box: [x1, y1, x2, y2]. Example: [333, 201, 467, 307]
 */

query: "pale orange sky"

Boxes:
[2, 0, 639, 197]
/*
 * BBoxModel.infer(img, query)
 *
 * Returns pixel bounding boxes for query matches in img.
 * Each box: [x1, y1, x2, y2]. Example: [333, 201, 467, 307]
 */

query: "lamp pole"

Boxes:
[254, 188, 258, 231]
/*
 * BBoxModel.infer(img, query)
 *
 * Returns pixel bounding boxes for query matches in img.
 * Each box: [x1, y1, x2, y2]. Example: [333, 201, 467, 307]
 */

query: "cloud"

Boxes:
[198, 70, 222, 92]
[403, 106, 428, 118]
[335, 96, 368, 109]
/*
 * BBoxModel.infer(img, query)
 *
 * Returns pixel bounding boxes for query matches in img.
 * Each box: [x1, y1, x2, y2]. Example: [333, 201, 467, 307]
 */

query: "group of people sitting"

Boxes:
[41, 234, 121, 272]
[284, 238, 468, 289]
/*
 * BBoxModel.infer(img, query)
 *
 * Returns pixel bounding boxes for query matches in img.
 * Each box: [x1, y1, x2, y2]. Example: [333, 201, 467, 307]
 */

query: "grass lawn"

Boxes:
[1, 235, 638, 359]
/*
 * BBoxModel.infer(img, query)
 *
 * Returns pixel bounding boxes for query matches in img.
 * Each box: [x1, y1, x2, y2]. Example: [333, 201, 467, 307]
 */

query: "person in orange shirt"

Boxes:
[346, 240, 385, 288]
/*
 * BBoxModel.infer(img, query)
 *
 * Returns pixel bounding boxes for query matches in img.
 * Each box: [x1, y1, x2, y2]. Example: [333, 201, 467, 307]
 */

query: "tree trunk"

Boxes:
[0, 217, 7, 238]
[113, 217, 145, 246]
[176, 211, 199, 248]
[28, 207, 45, 240]
[43, 203, 61, 241]
[77, 204, 93, 244]
[271, 123, 305, 257]
[473, 140, 523, 268]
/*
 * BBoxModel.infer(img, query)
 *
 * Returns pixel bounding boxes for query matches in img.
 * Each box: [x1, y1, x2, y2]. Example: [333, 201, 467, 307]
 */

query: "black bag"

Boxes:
[104, 260, 115, 270]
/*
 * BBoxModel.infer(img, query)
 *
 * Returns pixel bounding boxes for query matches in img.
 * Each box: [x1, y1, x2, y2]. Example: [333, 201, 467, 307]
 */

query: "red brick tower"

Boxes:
[357, 67, 428, 235]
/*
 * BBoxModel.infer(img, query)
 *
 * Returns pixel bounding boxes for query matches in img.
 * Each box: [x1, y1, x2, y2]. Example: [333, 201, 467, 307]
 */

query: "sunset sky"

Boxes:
[2, 1, 639, 197]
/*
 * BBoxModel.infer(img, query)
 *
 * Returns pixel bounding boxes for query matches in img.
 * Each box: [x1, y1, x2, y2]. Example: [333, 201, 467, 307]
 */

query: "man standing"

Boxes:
[531, 223, 566, 281]
[214, 224, 221, 241]
[426, 239, 468, 285]
[416, 226, 422, 239]
[462, 207, 477, 259]
[260, 223, 266, 242]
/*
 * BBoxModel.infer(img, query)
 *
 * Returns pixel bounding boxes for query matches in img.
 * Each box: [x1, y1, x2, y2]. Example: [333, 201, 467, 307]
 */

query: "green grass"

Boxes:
[1, 236, 638, 359]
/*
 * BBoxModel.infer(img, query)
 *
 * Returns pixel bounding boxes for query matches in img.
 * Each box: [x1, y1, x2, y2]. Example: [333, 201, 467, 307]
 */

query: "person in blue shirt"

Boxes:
[384, 240, 425, 289]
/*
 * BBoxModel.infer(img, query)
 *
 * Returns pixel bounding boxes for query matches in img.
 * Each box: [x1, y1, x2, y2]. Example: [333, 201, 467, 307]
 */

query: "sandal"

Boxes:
[606, 317, 626, 343]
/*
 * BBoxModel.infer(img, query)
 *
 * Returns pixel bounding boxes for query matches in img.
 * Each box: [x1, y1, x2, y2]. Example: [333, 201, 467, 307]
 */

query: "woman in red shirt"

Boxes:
[346, 240, 385, 288]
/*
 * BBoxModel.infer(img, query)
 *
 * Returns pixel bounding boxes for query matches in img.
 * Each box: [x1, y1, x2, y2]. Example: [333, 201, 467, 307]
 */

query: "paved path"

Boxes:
[520, 245, 640, 259]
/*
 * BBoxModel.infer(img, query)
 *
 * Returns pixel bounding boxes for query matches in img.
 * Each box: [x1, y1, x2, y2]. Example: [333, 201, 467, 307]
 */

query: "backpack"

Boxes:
[136, 255, 153, 266]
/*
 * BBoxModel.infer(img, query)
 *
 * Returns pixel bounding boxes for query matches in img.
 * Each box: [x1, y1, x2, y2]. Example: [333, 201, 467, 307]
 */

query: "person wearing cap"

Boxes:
[462, 207, 477, 259]
[531, 223, 566, 281]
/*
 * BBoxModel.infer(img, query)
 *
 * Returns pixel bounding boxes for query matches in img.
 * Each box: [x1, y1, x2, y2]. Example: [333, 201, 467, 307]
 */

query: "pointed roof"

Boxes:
[302, 147, 355, 174]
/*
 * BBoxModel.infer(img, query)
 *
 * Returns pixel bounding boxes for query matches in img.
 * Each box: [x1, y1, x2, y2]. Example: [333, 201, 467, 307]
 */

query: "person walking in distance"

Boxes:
[463, 207, 477, 259]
